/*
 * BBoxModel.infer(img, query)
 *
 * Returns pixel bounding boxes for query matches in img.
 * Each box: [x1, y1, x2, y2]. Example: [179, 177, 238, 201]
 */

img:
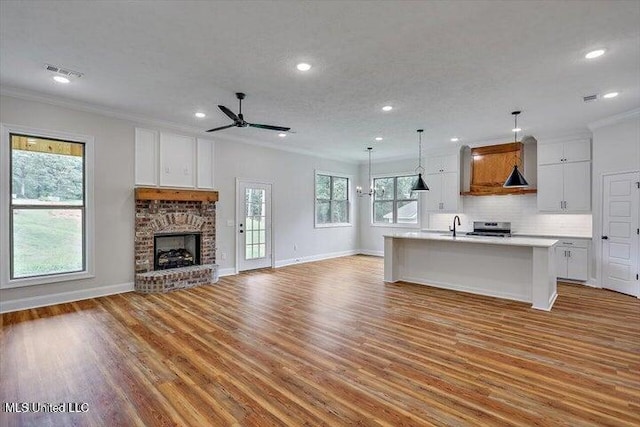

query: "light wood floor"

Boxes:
[1, 255, 639, 426]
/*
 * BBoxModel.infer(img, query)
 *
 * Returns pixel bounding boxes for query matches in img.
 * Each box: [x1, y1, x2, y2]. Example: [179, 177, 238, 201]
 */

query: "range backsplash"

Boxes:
[428, 194, 592, 236]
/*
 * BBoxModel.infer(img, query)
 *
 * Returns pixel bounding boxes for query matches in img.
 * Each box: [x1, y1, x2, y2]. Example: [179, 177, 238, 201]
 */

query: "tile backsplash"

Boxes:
[428, 195, 592, 237]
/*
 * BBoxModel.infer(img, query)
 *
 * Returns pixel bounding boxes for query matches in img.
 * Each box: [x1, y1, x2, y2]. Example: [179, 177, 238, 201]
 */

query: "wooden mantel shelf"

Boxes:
[135, 187, 219, 202]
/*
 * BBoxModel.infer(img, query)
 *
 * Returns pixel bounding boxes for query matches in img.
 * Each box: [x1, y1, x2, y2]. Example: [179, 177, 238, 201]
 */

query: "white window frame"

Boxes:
[370, 172, 421, 229]
[314, 170, 353, 228]
[0, 124, 95, 288]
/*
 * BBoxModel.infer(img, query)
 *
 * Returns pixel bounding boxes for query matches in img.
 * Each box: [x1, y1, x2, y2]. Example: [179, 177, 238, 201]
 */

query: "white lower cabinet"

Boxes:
[555, 239, 589, 281]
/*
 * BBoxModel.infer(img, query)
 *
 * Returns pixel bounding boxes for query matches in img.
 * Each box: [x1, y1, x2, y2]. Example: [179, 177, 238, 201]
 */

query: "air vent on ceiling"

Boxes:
[583, 94, 598, 102]
[45, 64, 83, 78]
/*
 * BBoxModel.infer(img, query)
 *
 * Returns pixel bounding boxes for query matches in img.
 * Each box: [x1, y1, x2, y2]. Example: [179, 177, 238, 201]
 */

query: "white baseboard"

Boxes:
[275, 250, 359, 268]
[358, 249, 384, 257]
[0, 282, 134, 314]
[218, 268, 237, 277]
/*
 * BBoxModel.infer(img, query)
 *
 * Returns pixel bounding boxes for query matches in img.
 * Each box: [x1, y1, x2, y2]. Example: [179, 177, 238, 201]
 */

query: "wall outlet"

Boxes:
[226, 219, 234, 227]
[220, 252, 227, 261]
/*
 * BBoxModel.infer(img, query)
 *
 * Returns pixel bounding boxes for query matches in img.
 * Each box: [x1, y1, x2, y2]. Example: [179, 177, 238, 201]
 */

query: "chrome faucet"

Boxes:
[449, 215, 461, 237]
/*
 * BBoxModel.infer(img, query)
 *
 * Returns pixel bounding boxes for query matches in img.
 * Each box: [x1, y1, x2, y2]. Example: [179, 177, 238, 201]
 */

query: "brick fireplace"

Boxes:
[134, 187, 218, 293]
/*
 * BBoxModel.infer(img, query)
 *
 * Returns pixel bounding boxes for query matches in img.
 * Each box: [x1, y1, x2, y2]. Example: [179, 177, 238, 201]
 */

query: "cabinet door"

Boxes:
[159, 133, 195, 188]
[566, 248, 588, 281]
[135, 128, 158, 186]
[563, 140, 590, 163]
[537, 164, 564, 211]
[538, 143, 564, 165]
[440, 154, 458, 173]
[440, 172, 459, 212]
[555, 247, 569, 278]
[563, 161, 591, 212]
[425, 173, 442, 212]
[426, 157, 443, 174]
[196, 138, 215, 189]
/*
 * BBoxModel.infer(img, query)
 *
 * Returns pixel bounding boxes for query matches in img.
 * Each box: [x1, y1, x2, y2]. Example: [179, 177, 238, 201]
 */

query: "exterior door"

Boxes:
[237, 181, 272, 271]
[601, 172, 639, 297]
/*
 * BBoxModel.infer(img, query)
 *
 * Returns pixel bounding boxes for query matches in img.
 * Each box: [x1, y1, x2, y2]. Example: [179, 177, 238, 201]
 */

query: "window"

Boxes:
[372, 175, 419, 225]
[1, 125, 94, 287]
[315, 172, 350, 226]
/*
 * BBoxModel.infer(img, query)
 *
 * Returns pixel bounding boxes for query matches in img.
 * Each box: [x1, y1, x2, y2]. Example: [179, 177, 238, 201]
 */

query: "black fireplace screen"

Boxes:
[154, 233, 201, 270]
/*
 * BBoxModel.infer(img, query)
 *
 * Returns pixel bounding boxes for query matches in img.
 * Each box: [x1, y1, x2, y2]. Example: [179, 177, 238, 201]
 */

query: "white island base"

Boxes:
[384, 233, 558, 311]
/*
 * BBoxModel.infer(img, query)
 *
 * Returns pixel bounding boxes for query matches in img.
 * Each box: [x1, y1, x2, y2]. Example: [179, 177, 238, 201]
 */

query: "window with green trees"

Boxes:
[373, 175, 418, 224]
[10, 134, 86, 279]
[315, 173, 350, 226]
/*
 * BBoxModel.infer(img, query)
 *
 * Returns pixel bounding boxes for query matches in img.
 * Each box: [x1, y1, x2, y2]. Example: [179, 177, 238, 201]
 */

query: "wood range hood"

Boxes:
[461, 142, 537, 196]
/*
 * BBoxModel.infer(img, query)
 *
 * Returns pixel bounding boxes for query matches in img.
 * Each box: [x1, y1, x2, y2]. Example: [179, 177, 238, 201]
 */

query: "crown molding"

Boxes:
[0, 86, 357, 164]
[588, 108, 640, 130]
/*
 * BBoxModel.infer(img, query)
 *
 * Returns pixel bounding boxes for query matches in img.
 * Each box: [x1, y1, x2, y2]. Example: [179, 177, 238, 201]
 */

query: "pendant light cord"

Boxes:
[415, 129, 425, 175]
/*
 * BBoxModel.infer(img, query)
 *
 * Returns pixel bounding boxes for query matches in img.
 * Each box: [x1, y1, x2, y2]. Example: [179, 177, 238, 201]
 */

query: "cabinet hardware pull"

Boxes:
[601, 235, 609, 240]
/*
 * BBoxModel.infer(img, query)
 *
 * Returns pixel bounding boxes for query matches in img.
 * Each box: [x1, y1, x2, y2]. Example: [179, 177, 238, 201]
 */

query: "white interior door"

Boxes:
[601, 172, 639, 297]
[237, 181, 272, 271]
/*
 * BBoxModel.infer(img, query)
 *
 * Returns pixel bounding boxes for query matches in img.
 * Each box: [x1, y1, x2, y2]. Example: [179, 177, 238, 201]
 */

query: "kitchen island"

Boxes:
[384, 232, 558, 310]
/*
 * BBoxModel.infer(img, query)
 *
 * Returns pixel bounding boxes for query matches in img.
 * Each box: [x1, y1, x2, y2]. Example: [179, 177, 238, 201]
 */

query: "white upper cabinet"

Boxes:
[425, 152, 461, 212]
[135, 128, 215, 189]
[196, 138, 215, 189]
[426, 153, 458, 174]
[134, 128, 158, 186]
[537, 138, 591, 212]
[538, 138, 590, 165]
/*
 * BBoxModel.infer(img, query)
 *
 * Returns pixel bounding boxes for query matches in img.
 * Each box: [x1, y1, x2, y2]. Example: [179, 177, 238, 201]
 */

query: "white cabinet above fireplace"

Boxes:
[135, 128, 215, 189]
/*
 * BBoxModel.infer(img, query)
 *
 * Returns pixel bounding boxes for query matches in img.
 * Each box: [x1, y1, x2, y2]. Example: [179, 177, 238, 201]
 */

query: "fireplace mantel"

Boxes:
[135, 187, 219, 203]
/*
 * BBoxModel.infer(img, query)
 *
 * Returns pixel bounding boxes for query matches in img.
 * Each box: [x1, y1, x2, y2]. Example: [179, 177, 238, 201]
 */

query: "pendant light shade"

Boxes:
[503, 111, 529, 188]
[411, 129, 429, 192]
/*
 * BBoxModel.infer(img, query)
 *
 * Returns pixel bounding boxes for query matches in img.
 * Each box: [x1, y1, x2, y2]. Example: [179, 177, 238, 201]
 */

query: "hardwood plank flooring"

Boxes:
[1, 255, 639, 426]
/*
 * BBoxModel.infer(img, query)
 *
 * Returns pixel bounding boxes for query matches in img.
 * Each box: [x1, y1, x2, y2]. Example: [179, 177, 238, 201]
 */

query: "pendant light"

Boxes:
[503, 111, 529, 188]
[411, 129, 429, 192]
[357, 147, 377, 197]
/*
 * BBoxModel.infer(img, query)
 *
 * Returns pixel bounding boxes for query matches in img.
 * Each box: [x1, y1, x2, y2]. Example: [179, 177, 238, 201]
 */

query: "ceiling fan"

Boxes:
[206, 92, 291, 133]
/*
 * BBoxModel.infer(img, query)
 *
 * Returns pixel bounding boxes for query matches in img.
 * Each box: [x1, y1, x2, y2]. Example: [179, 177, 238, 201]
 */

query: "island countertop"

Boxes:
[384, 232, 558, 248]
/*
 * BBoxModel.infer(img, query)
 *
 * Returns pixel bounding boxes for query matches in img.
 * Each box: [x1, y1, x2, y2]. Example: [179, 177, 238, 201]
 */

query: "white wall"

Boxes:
[0, 94, 136, 309]
[0, 94, 359, 311]
[214, 140, 358, 272]
[590, 110, 640, 284]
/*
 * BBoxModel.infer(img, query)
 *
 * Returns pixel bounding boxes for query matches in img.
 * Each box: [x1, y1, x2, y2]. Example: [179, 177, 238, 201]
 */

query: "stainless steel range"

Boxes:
[466, 221, 512, 237]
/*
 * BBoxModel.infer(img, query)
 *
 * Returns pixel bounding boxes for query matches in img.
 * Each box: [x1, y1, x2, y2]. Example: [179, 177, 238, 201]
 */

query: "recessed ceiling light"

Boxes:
[278, 133, 287, 138]
[194, 112, 206, 118]
[450, 137, 459, 142]
[296, 63, 311, 71]
[512, 127, 522, 132]
[375, 137, 383, 141]
[603, 92, 619, 99]
[53, 75, 70, 84]
[382, 105, 393, 112]
[585, 49, 606, 59]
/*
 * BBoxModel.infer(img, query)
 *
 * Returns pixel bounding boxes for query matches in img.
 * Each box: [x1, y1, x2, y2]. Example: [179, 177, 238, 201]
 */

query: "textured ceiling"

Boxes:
[1, 1, 639, 162]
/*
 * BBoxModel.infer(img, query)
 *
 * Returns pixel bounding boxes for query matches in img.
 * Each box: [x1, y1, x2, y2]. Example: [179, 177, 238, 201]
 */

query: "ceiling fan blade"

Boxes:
[206, 124, 235, 132]
[248, 123, 291, 132]
[218, 105, 239, 122]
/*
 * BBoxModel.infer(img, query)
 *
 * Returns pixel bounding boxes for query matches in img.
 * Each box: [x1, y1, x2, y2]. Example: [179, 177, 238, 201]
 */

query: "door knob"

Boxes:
[601, 235, 608, 240]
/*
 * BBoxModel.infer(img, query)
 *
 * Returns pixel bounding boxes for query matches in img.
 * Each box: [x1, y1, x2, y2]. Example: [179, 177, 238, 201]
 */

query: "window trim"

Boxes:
[1, 124, 95, 288]
[314, 170, 353, 228]
[370, 171, 422, 229]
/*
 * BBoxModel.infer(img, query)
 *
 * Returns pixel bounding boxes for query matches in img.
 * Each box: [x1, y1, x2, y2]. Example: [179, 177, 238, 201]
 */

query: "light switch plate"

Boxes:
[226, 219, 235, 227]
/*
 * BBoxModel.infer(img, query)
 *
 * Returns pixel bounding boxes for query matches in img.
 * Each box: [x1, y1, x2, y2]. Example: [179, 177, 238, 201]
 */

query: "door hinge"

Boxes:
[636, 181, 640, 189]
[637, 273, 639, 280]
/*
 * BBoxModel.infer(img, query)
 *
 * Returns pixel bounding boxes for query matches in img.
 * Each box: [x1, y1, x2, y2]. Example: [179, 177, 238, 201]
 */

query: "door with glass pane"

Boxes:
[237, 181, 272, 271]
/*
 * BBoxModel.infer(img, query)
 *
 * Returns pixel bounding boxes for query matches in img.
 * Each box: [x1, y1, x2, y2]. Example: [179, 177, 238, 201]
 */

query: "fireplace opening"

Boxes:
[154, 232, 201, 270]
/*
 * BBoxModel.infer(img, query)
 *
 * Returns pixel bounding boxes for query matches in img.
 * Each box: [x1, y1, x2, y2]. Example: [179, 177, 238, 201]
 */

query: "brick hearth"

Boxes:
[134, 188, 218, 293]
